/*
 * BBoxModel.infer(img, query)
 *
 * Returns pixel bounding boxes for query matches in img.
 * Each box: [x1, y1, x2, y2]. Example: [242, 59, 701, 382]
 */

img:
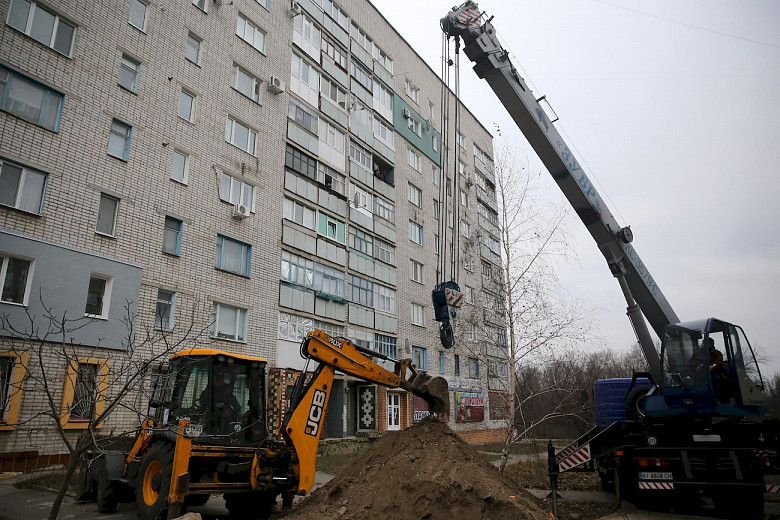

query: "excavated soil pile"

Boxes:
[283, 417, 548, 520]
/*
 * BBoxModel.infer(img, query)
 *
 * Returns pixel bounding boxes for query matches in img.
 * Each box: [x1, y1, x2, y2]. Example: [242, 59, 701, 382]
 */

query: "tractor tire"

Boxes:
[135, 442, 174, 520]
[96, 471, 119, 514]
[225, 491, 277, 520]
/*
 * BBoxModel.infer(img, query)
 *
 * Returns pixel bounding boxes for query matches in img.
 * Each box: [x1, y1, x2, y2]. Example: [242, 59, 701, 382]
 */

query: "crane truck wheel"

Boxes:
[135, 442, 174, 520]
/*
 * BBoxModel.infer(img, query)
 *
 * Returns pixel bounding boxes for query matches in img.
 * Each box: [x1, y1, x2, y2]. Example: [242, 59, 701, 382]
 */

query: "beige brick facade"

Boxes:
[0, 0, 509, 461]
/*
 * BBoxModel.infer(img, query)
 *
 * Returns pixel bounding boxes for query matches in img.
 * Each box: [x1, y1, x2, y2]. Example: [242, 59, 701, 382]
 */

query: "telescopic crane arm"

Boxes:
[441, 2, 679, 381]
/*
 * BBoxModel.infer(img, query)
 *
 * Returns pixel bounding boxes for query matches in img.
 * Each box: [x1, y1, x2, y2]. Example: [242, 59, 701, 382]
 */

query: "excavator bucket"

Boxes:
[403, 372, 450, 415]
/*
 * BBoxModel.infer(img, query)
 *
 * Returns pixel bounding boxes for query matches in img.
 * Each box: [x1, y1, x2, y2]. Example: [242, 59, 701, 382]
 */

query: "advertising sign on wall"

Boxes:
[454, 392, 485, 423]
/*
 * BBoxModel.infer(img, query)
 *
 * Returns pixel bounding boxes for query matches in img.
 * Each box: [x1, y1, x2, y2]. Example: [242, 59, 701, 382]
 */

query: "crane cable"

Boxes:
[436, 32, 450, 287]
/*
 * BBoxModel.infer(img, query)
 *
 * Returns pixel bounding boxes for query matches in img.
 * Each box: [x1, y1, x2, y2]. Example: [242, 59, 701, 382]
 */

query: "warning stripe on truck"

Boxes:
[638, 482, 674, 490]
[768, 485, 780, 493]
[558, 444, 590, 472]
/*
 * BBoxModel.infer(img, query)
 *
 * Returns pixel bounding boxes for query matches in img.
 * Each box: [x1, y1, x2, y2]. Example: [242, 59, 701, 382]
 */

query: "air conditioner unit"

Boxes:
[288, 0, 301, 17]
[232, 203, 251, 219]
[402, 108, 412, 119]
[465, 175, 473, 187]
[269, 75, 285, 94]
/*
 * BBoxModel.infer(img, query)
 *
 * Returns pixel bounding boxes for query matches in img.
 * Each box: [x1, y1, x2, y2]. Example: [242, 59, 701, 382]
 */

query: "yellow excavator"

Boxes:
[78, 329, 449, 519]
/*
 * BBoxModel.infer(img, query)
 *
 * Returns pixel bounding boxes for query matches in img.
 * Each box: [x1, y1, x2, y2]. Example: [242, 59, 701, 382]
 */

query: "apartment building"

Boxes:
[0, 0, 509, 462]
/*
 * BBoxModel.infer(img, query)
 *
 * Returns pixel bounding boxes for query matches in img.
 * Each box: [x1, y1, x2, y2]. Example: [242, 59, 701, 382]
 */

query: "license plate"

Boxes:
[639, 472, 673, 481]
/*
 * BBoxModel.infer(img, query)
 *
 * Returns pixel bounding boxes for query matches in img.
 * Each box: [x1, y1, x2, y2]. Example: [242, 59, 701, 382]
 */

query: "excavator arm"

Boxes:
[277, 330, 449, 496]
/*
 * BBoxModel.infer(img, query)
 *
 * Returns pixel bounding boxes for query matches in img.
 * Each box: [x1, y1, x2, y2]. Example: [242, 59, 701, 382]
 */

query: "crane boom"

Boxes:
[441, 2, 679, 380]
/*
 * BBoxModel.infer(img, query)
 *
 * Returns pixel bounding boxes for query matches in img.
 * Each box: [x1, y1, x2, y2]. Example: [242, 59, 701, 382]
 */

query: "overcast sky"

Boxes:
[371, 0, 780, 377]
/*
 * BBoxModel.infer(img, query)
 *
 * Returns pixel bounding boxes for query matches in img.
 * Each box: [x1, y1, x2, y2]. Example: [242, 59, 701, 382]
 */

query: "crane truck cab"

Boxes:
[647, 318, 766, 418]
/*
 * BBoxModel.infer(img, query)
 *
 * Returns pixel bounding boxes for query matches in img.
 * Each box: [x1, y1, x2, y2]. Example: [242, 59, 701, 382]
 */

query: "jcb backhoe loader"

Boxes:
[78, 329, 449, 519]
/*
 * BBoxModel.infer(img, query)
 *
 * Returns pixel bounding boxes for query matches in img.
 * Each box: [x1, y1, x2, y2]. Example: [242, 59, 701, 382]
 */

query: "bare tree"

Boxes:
[0, 296, 209, 520]
[455, 136, 592, 473]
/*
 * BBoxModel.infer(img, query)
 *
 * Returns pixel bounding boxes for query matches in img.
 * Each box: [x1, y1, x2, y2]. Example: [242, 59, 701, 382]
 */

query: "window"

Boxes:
[318, 212, 345, 243]
[350, 22, 373, 54]
[374, 284, 396, 313]
[478, 201, 498, 226]
[319, 119, 345, 152]
[322, 0, 348, 30]
[374, 334, 397, 358]
[461, 220, 470, 238]
[283, 197, 316, 229]
[373, 196, 395, 223]
[8, 0, 76, 55]
[429, 102, 436, 120]
[0, 255, 32, 305]
[162, 216, 182, 256]
[236, 13, 265, 53]
[456, 132, 465, 148]
[408, 183, 422, 207]
[374, 238, 395, 265]
[432, 134, 439, 153]
[186, 32, 201, 64]
[372, 81, 393, 120]
[460, 189, 469, 208]
[407, 116, 421, 136]
[349, 60, 372, 91]
[454, 354, 460, 376]
[225, 117, 256, 154]
[285, 144, 317, 179]
[211, 302, 247, 341]
[192, 0, 207, 12]
[433, 199, 440, 220]
[96, 193, 119, 236]
[407, 149, 420, 172]
[404, 79, 419, 104]
[280, 250, 314, 288]
[410, 302, 424, 326]
[0, 353, 27, 427]
[373, 44, 393, 74]
[216, 235, 252, 276]
[313, 262, 345, 298]
[291, 53, 319, 94]
[373, 117, 393, 147]
[458, 160, 466, 177]
[85, 275, 112, 318]
[349, 140, 372, 170]
[439, 352, 445, 374]
[317, 163, 346, 195]
[220, 172, 254, 208]
[155, 289, 175, 329]
[170, 149, 189, 184]
[412, 346, 427, 370]
[128, 0, 147, 31]
[232, 65, 261, 102]
[0, 66, 64, 131]
[256, 0, 270, 10]
[410, 259, 423, 284]
[61, 360, 109, 427]
[107, 119, 131, 160]
[321, 76, 347, 111]
[293, 13, 320, 56]
[434, 234, 439, 255]
[387, 392, 400, 430]
[288, 97, 318, 134]
[483, 233, 501, 255]
[349, 274, 373, 307]
[322, 35, 347, 70]
[468, 357, 480, 378]
[464, 285, 473, 304]
[348, 227, 373, 256]
[118, 54, 140, 92]
[408, 220, 423, 245]
[0, 159, 47, 214]
[178, 90, 194, 121]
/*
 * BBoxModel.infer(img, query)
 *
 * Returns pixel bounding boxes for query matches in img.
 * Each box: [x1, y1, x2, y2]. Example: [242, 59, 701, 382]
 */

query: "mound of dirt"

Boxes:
[283, 418, 548, 520]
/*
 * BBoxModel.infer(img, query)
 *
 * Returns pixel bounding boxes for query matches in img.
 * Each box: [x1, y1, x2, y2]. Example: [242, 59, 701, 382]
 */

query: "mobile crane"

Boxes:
[442, 2, 778, 516]
[78, 329, 449, 520]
